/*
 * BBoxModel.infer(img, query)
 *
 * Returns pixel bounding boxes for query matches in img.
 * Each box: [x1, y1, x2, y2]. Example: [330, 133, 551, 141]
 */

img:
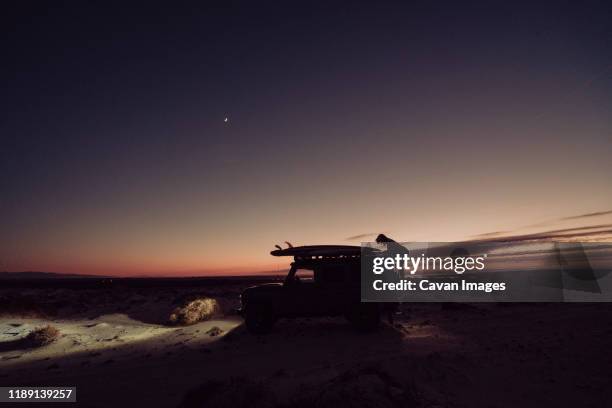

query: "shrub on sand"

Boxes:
[25, 325, 60, 347]
[169, 298, 221, 326]
[206, 326, 224, 337]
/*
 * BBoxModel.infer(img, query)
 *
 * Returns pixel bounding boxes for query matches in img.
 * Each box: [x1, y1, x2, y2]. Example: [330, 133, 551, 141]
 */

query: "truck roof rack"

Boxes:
[271, 245, 380, 265]
[271, 245, 365, 257]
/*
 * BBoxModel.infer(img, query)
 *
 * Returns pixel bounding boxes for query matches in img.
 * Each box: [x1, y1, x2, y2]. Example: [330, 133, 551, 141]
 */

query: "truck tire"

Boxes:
[347, 304, 380, 331]
[245, 303, 275, 334]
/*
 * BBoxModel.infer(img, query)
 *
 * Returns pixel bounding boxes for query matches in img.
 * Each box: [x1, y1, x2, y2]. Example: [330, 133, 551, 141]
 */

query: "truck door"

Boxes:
[283, 267, 320, 316]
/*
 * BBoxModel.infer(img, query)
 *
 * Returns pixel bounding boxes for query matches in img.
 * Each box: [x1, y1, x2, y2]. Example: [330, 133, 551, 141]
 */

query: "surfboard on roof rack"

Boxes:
[270, 245, 376, 258]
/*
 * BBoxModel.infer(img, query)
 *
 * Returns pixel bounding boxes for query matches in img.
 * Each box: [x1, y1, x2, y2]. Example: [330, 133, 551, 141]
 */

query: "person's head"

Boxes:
[375, 234, 394, 243]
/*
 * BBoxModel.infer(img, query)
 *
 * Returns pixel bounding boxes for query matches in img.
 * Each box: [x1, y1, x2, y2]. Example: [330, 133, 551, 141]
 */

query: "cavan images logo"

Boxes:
[361, 240, 612, 302]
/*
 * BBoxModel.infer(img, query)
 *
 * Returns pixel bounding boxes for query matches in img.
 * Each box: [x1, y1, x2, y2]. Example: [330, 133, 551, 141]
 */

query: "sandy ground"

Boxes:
[2, 282, 612, 407]
[0, 314, 241, 366]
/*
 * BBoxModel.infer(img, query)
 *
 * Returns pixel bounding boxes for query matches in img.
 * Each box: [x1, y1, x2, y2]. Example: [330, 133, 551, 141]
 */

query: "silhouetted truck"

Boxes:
[239, 245, 393, 333]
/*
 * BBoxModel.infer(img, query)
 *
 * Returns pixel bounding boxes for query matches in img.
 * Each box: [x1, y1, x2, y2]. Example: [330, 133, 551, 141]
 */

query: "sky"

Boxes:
[1, 2, 611, 276]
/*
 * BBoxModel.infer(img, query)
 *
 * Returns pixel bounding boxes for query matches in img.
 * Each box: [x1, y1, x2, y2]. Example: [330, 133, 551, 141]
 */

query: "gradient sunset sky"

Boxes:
[2, 2, 611, 276]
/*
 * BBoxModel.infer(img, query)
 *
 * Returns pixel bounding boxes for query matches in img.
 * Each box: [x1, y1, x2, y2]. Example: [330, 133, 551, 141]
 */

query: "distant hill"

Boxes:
[0, 271, 282, 280]
[0, 271, 108, 279]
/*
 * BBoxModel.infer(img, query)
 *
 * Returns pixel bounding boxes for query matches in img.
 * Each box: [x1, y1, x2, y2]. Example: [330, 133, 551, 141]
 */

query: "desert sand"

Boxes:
[2, 278, 612, 407]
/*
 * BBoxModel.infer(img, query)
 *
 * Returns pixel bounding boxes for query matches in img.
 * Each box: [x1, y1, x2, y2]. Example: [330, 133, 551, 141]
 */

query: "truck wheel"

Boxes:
[347, 304, 380, 332]
[245, 304, 275, 334]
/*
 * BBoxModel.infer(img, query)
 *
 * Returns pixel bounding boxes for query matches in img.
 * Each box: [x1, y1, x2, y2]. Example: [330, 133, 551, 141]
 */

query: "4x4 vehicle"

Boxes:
[239, 245, 394, 334]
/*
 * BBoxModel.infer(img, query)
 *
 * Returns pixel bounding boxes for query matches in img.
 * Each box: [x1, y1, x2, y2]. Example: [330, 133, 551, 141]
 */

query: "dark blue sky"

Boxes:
[2, 1, 611, 275]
